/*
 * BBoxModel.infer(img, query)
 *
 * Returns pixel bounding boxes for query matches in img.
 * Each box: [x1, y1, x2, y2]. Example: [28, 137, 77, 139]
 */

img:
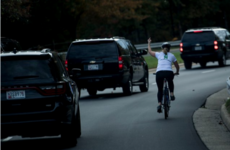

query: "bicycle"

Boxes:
[153, 72, 178, 119]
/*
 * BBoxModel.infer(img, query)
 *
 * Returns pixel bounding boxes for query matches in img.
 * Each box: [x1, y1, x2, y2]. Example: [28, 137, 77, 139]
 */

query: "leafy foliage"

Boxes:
[2, 0, 230, 51]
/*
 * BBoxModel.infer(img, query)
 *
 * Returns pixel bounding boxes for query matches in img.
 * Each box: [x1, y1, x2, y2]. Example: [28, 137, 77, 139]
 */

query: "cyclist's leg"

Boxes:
[156, 71, 164, 112]
[166, 71, 175, 100]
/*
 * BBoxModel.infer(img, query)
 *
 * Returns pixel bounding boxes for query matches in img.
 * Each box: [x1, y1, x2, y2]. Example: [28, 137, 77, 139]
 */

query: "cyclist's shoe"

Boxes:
[171, 95, 175, 101]
[157, 105, 162, 113]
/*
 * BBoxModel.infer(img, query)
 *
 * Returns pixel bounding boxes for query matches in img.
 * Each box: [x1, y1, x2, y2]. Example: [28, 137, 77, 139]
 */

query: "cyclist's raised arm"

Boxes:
[148, 38, 156, 57]
[173, 61, 180, 75]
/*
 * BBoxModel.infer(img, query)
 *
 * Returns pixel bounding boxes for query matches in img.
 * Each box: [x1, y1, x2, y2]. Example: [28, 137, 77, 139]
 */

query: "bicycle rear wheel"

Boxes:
[163, 88, 169, 119]
[164, 104, 168, 119]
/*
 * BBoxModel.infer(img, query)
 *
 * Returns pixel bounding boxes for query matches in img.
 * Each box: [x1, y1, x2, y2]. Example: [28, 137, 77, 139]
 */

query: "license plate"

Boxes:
[6, 90, 26, 100]
[88, 64, 99, 70]
[195, 46, 202, 50]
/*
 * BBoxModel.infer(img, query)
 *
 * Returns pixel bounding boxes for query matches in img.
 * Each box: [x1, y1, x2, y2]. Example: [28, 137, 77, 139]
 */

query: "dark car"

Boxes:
[1, 37, 22, 52]
[64, 36, 149, 96]
[1, 49, 81, 146]
[180, 27, 230, 69]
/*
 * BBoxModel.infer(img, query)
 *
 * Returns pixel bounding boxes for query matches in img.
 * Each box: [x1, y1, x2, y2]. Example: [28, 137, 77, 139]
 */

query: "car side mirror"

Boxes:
[138, 49, 148, 55]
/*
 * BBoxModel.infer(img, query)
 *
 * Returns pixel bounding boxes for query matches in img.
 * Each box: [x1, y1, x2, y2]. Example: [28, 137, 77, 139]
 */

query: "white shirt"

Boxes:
[155, 52, 177, 72]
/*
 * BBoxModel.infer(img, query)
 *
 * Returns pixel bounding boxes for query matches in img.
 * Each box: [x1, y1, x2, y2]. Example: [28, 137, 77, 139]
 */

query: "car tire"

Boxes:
[122, 77, 133, 95]
[87, 88, 97, 96]
[199, 61, 206, 68]
[184, 61, 192, 69]
[139, 71, 149, 92]
[61, 115, 77, 147]
[218, 54, 226, 67]
[76, 105, 81, 138]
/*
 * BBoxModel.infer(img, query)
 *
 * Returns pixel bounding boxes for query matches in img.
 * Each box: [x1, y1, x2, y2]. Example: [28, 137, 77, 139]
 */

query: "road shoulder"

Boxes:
[193, 88, 230, 150]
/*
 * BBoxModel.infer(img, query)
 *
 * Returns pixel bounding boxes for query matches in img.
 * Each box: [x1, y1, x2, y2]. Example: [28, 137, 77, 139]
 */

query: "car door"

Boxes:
[127, 40, 143, 81]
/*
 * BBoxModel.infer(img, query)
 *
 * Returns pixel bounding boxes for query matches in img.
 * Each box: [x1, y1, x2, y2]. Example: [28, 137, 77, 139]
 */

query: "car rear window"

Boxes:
[67, 41, 118, 59]
[1, 56, 56, 82]
[182, 31, 215, 42]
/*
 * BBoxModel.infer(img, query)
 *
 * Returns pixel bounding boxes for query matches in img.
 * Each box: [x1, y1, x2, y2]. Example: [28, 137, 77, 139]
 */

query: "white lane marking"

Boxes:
[152, 82, 156, 85]
[202, 70, 215, 74]
[2, 137, 12, 141]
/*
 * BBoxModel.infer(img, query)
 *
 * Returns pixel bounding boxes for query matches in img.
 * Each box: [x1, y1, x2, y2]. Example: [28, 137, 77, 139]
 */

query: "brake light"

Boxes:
[65, 60, 68, 71]
[194, 30, 203, 33]
[39, 83, 66, 95]
[214, 40, 218, 50]
[180, 43, 183, 52]
[118, 56, 123, 69]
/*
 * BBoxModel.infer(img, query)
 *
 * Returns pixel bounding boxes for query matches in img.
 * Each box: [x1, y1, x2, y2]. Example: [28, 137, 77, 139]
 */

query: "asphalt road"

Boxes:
[1, 60, 230, 150]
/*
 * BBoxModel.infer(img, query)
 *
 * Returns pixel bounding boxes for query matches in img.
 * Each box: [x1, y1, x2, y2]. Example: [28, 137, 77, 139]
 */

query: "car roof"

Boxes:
[0, 50, 53, 57]
[185, 27, 226, 33]
[72, 36, 126, 43]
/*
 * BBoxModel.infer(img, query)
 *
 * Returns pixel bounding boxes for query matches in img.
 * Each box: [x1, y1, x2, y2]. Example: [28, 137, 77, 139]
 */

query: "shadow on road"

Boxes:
[1, 137, 76, 150]
[80, 92, 140, 101]
[182, 64, 230, 71]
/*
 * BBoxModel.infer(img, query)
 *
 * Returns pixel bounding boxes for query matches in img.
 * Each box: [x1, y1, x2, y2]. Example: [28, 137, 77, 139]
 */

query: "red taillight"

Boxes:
[214, 41, 218, 50]
[65, 60, 68, 71]
[194, 30, 203, 33]
[180, 43, 183, 52]
[39, 83, 66, 95]
[118, 56, 123, 69]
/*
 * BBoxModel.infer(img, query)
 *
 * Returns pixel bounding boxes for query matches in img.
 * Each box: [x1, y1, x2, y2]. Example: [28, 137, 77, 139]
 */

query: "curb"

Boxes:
[221, 104, 230, 131]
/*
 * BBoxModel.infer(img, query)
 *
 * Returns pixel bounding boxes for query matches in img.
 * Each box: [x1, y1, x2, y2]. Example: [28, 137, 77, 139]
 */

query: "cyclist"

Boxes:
[147, 38, 179, 113]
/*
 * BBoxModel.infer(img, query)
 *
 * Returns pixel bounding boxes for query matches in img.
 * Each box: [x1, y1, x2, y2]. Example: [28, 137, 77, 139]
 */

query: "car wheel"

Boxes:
[87, 88, 97, 96]
[218, 54, 226, 67]
[139, 71, 149, 92]
[76, 105, 81, 138]
[184, 61, 192, 69]
[199, 61, 206, 68]
[122, 77, 133, 95]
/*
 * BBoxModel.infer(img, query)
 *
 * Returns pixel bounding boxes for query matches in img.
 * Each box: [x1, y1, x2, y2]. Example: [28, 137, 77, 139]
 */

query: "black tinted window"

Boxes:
[127, 41, 138, 54]
[67, 41, 118, 58]
[182, 31, 215, 42]
[116, 40, 129, 55]
[1, 56, 56, 82]
[226, 31, 230, 39]
[214, 30, 226, 41]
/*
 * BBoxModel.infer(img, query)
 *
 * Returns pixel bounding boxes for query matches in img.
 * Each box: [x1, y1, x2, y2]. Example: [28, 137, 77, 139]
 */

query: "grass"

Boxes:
[226, 98, 230, 114]
[143, 51, 184, 69]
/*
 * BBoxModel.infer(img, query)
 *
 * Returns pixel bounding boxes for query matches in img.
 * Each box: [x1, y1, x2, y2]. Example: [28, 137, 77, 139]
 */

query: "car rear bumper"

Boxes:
[180, 52, 222, 62]
[1, 102, 74, 137]
[73, 72, 130, 89]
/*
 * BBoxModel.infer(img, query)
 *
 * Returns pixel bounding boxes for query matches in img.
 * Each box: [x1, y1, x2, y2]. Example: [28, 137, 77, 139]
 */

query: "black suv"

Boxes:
[64, 37, 149, 96]
[1, 49, 81, 145]
[1, 37, 22, 52]
[180, 27, 230, 69]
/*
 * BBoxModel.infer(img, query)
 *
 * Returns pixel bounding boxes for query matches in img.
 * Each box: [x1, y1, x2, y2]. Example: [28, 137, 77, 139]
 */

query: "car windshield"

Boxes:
[182, 31, 215, 42]
[67, 41, 118, 59]
[1, 56, 56, 82]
